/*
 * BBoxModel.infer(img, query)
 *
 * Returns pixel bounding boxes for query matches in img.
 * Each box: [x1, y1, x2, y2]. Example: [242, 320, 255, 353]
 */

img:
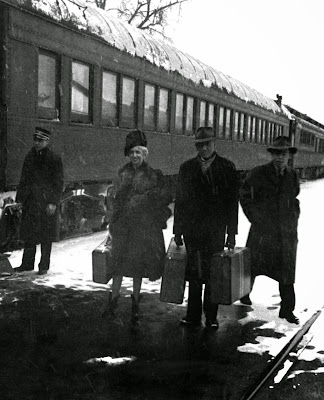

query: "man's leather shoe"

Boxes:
[38, 270, 48, 275]
[180, 317, 201, 327]
[279, 311, 299, 324]
[205, 319, 219, 330]
[15, 266, 33, 273]
[240, 294, 252, 305]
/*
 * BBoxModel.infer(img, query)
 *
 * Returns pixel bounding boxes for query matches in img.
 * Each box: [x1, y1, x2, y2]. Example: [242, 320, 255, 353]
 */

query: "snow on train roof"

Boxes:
[16, 0, 281, 113]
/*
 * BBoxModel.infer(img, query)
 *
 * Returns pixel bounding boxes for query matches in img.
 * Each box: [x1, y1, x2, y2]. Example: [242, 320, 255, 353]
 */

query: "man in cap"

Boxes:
[240, 136, 300, 324]
[15, 127, 64, 275]
[173, 126, 239, 329]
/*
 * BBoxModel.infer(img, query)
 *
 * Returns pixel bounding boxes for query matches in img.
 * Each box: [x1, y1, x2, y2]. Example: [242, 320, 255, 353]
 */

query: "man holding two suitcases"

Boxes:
[173, 127, 239, 329]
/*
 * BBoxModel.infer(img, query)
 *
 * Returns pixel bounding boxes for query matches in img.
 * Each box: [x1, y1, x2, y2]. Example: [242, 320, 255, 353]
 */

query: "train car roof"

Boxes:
[285, 105, 324, 130]
[5, 0, 283, 114]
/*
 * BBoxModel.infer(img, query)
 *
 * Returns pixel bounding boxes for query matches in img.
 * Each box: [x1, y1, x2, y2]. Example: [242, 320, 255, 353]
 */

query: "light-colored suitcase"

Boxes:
[160, 237, 187, 304]
[92, 239, 113, 284]
[210, 247, 251, 305]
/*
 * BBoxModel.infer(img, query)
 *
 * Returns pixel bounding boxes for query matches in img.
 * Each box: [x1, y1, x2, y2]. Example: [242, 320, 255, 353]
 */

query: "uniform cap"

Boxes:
[34, 127, 51, 141]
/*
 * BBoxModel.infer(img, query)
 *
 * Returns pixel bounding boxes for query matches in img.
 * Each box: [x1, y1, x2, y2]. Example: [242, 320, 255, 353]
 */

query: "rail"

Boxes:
[240, 307, 323, 400]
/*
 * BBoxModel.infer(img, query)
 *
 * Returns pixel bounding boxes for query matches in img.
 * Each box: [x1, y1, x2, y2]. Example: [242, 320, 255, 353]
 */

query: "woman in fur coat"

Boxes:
[103, 130, 172, 324]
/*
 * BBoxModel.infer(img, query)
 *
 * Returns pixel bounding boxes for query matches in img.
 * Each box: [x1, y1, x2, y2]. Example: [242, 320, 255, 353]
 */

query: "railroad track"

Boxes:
[240, 307, 323, 400]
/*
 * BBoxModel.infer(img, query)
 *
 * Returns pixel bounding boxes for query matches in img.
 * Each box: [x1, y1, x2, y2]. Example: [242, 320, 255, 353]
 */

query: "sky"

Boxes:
[166, 0, 324, 124]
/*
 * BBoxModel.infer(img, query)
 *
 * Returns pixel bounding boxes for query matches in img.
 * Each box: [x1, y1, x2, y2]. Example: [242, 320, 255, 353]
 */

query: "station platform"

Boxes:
[1, 222, 323, 400]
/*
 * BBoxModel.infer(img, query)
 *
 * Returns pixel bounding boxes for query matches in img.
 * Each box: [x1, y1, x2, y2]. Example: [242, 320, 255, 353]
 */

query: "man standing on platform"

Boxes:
[240, 136, 300, 324]
[15, 127, 64, 275]
[173, 126, 239, 329]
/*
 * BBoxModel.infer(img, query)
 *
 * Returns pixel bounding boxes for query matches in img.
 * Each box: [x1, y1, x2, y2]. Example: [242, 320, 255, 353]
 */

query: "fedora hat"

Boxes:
[267, 136, 297, 154]
[193, 127, 216, 143]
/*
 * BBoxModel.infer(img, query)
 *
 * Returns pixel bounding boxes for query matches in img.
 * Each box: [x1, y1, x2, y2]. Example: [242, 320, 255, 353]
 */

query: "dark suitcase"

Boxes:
[160, 237, 187, 304]
[0, 254, 13, 275]
[92, 239, 113, 284]
[210, 247, 251, 305]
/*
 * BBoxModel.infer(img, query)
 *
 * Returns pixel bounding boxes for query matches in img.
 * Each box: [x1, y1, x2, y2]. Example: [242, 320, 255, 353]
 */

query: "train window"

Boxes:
[263, 121, 268, 143]
[300, 130, 315, 146]
[245, 115, 251, 142]
[71, 61, 92, 123]
[144, 83, 156, 131]
[101, 71, 118, 126]
[175, 93, 184, 134]
[239, 113, 244, 141]
[121, 77, 136, 129]
[225, 109, 231, 139]
[250, 116, 256, 142]
[218, 106, 225, 138]
[264, 121, 270, 144]
[270, 123, 275, 143]
[260, 120, 264, 143]
[38, 52, 60, 120]
[158, 88, 170, 133]
[208, 104, 214, 128]
[233, 111, 239, 141]
[257, 119, 262, 143]
[271, 123, 276, 143]
[318, 139, 324, 153]
[185, 96, 195, 135]
[199, 101, 206, 126]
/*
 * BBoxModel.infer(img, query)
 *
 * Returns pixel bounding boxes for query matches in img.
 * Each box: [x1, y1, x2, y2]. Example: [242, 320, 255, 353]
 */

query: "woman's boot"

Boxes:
[131, 294, 143, 325]
[102, 291, 119, 318]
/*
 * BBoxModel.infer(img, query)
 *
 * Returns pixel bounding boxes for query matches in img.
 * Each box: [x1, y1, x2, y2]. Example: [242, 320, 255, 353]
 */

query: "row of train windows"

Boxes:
[300, 131, 324, 153]
[38, 51, 283, 143]
[300, 130, 315, 146]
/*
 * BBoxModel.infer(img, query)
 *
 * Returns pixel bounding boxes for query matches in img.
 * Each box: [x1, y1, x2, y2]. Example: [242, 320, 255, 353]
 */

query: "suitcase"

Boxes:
[92, 239, 113, 284]
[0, 254, 13, 275]
[210, 247, 251, 305]
[160, 237, 187, 304]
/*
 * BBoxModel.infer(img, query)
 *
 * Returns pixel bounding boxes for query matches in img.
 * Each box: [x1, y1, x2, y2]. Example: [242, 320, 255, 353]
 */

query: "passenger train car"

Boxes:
[0, 0, 324, 246]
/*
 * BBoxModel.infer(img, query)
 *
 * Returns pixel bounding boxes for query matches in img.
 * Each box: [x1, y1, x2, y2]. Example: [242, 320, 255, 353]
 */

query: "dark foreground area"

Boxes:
[0, 230, 324, 400]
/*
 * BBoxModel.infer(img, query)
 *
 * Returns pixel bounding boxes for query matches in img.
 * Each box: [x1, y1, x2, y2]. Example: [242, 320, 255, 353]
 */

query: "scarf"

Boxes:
[198, 153, 216, 175]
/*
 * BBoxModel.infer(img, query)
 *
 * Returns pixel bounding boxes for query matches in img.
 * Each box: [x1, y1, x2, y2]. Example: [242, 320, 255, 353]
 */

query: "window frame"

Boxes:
[207, 103, 215, 129]
[101, 69, 118, 127]
[157, 87, 171, 133]
[199, 100, 207, 127]
[120, 75, 137, 129]
[185, 95, 195, 135]
[70, 59, 93, 124]
[143, 82, 157, 131]
[37, 50, 60, 120]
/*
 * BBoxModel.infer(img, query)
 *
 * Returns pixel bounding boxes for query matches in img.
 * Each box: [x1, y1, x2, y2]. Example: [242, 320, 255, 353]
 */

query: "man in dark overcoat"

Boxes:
[240, 136, 300, 324]
[173, 127, 239, 329]
[15, 127, 64, 275]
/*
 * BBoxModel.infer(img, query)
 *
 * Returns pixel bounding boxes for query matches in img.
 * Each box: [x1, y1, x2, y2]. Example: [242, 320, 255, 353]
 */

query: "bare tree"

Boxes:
[87, 0, 190, 39]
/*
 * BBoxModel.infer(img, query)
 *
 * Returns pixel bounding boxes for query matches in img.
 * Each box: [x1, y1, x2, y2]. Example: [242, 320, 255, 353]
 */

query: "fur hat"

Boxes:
[193, 127, 216, 143]
[267, 136, 297, 154]
[124, 130, 147, 156]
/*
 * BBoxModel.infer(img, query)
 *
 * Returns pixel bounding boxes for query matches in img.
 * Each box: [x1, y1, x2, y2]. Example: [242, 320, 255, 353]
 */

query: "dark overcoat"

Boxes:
[109, 162, 172, 281]
[16, 147, 64, 245]
[240, 161, 300, 285]
[173, 153, 239, 281]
